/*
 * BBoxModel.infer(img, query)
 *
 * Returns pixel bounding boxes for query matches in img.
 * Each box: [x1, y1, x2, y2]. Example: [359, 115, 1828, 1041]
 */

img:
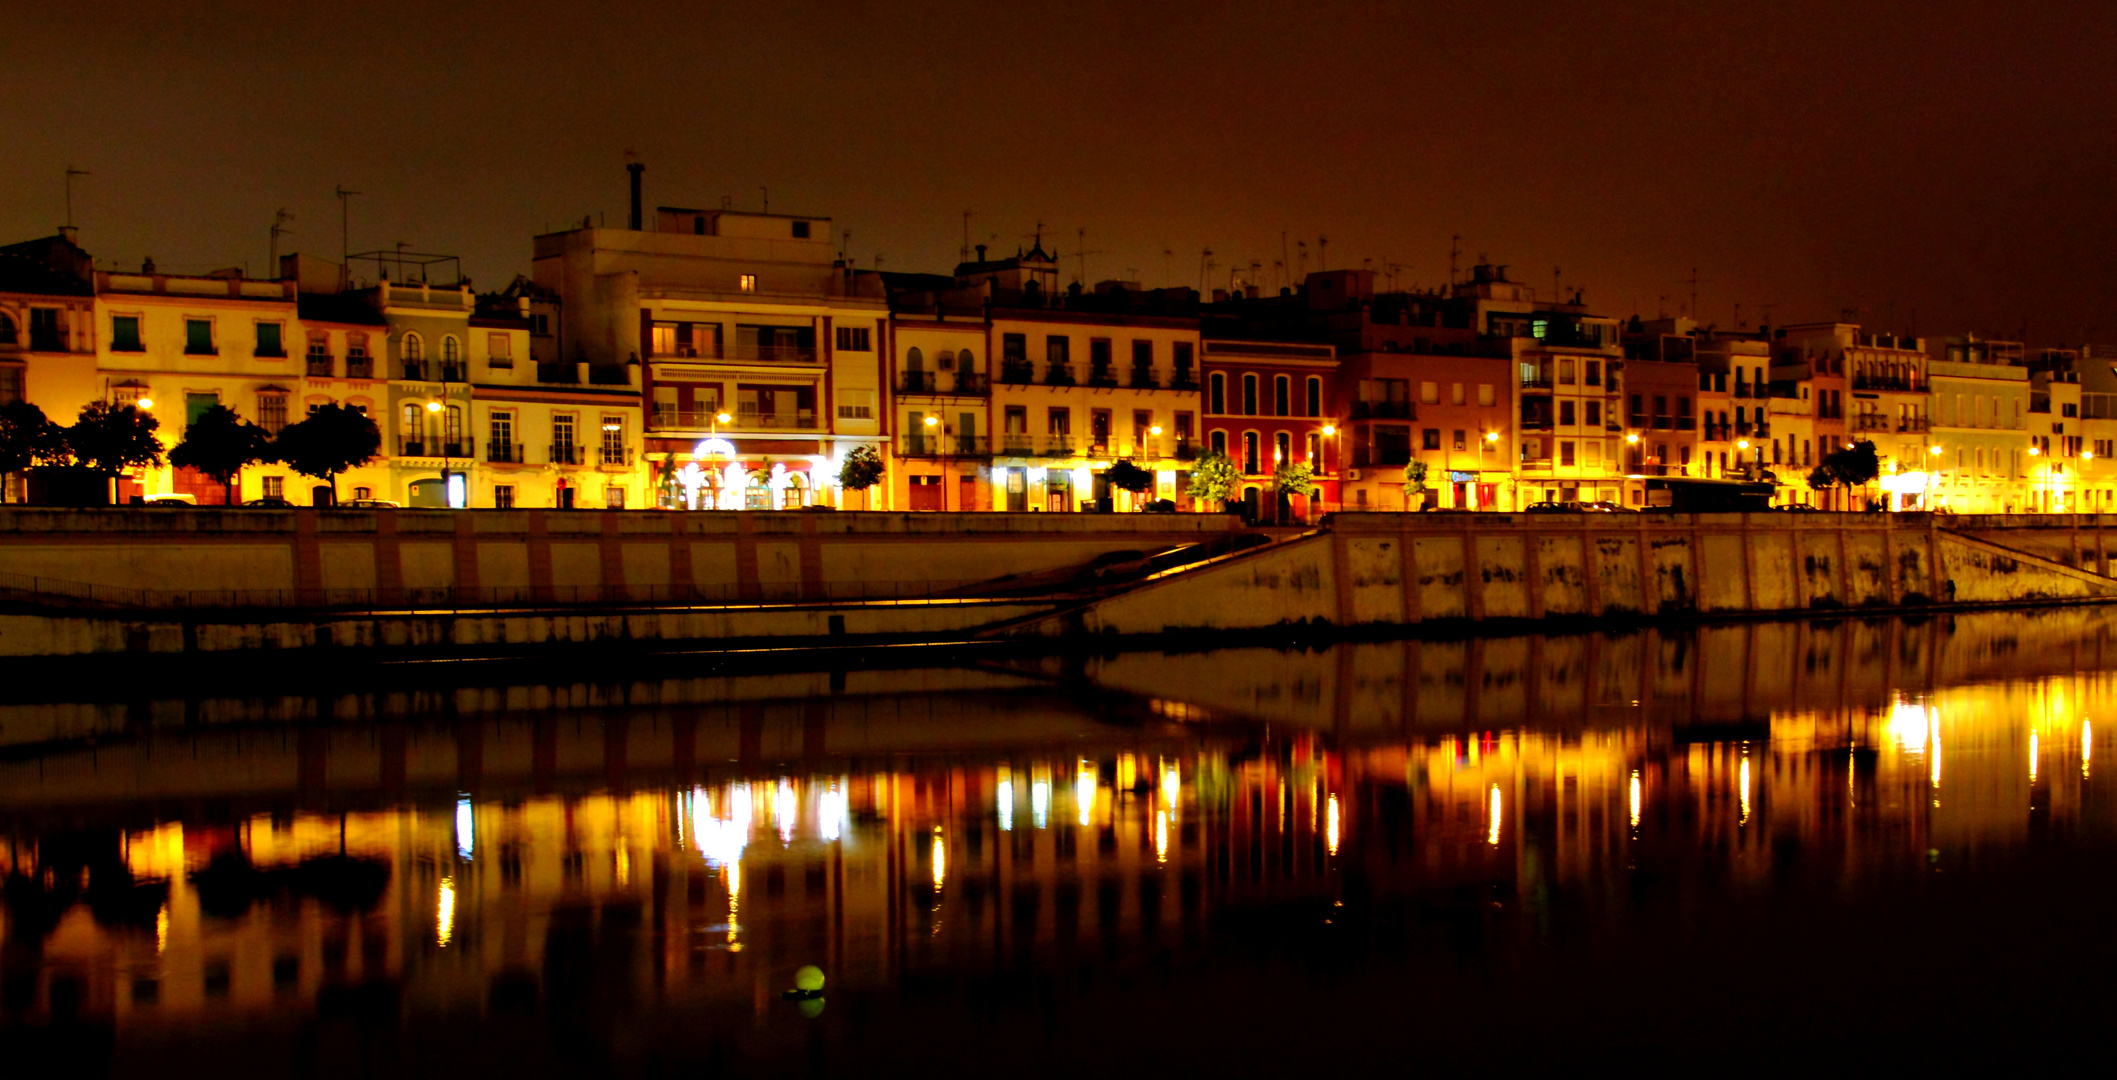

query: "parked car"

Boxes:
[343, 499, 403, 509]
[242, 497, 296, 508]
[1525, 500, 1634, 513]
[141, 494, 198, 506]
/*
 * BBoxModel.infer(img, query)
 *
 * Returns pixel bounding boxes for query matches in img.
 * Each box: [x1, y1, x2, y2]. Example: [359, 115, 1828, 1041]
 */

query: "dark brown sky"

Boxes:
[6, 1, 2114, 343]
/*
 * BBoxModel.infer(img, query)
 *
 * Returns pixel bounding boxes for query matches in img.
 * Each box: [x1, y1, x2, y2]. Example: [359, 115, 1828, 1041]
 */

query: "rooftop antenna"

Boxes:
[1280, 231, 1292, 287]
[1162, 246, 1174, 286]
[1072, 227, 1105, 285]
[1317, 235, 1329, 272]
[1198, 247, 1213, 293]
[1448, 234, 1461, 286]
[333, 185, 359, 290]
[1684, 266, 1702, 318]
[1733, 301, 1744, 330]
[760, 186, 769, 214]
[1553, 266, 1562, 304]
[1760, 303, 1777, 329]
[269, 208, 294, 275]
[1296, 239, 1309, 280]
[960, 210, 972, 264]
[64, 166, 91, 229]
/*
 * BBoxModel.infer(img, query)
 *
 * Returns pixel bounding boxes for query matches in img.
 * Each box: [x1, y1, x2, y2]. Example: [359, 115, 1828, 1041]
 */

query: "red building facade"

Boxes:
[1199, 339, 1339, 518]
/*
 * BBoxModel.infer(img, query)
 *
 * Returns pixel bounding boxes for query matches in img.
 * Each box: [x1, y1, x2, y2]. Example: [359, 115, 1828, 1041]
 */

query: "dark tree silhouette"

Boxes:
[272, 403, 380, 505]
[1105, 459, 1154, 496]
[0, 401, 70, 480]
[169, 404, 273, 505]
[68, 401, 163, 480]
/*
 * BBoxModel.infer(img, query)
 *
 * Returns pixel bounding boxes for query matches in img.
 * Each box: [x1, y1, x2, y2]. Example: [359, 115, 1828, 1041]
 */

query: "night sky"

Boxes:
[5, 1, 2114, 343]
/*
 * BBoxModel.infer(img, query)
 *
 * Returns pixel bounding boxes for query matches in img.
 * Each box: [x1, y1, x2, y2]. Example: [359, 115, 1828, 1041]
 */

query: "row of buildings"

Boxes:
[1, 168, 2110, 513]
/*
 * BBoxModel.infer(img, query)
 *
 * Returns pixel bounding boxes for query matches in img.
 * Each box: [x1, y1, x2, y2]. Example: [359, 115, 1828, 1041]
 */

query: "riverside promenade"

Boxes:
[2, 507, 2116, 658]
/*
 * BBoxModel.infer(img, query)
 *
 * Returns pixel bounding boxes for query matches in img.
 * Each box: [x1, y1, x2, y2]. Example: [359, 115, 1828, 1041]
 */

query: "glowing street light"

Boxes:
[136, 397, 153, 410]
[425, 400, 443, 413]
[1625, 432, 1640, 444]
[1929, 445, 1943, 456]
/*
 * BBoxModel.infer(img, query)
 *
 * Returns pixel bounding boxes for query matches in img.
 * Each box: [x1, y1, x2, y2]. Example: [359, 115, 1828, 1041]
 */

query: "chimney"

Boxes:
[58, 226, 79, 246]
[627, 159, 645, 230]
[974, 243, 987, 262]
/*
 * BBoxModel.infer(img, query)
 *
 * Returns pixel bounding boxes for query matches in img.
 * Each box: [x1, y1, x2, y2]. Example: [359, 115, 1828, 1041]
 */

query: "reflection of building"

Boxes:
[4, 630, 2115, 1038]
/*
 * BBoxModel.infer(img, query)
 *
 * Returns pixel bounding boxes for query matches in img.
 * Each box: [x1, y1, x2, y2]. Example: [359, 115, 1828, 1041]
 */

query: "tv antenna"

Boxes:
[64, 166, 91, 229]
[1684, 267, 1702, 317]
[269, 208, 294, 273]
[334, 185, 360, 289]
[1448, 234, 1461, 286]
[1072, 227, 1105, 285]
[1317, 235, 1330, 272]
[960, 210, 973, 263]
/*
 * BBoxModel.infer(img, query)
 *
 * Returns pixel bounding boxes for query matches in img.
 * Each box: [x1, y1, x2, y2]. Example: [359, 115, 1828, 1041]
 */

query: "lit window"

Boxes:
[739, 274, 757, 292]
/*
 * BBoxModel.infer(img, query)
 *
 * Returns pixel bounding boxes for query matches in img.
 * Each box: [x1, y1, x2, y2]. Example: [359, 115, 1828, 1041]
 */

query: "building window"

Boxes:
[836, 390, 875, 420]
[1210, 429, 1228, 456]
[1451, 382, 1466, 405]
[1420, 381, 1439, 404]
[835, 326, 872, 352]
[606, 485, 627, 509]
[1209, 372, 1227, 414]
[29, 308, 64, 351]
[1242, 374, 1258, 416]
[489, 410, 515, 461]
[0, 367, 18, 405]
[1422, 428, 1441, 450]
[792, 220, 811, 239]
[1453, 430, 1466, 450]
[353, 486, 372, 501]
[1560, 401, 1575, 426]
[111, 315, 143, 352]
[1586, 400, 1601, 427]
[258, 394, 288, 435]
[1274, 431, 1291, 466]
[601, 415, 626, 465]
[403, 332, 424, 362]
[1307, 432, 1321, 464]
[551, 413, 577, 463]
[1273, 375, 1290, 416]
[1560, 440, 1576, 467]
[0, 313, 14, 344]
[494, 484, 515, 509]
[442, 335, 461, 363]
[488, 332, 512, 368]
[739, 274, 757, 292]
[1306, 375, 1322, 418]
[1584, 361, 1602, 386]
[184, 318, 214, 355]
[255, 321, 285, 358]
[1242, 431, 1261, 474]
[1478, 383, 1495, 406]
[263, 476, 283, 499]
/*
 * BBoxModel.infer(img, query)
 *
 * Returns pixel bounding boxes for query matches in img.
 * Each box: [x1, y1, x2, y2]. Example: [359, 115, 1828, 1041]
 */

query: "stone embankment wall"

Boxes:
[1062, 512, 2117, 635]
[0, 507, 1240, 605]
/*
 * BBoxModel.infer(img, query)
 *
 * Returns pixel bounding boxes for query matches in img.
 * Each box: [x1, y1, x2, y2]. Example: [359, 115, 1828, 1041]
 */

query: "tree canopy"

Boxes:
[1273, 459, 1318, 499]
[170, 404, 273, 505]
[837, 445, 885, 491]
[1186, 449, 1238, 503]
[1812, 440, 1881, 490]
[0, 401, 70, 477]
[1104, 459, 1153, 495]
[272, 403, 380, 502]
[68, 401, 163, 478]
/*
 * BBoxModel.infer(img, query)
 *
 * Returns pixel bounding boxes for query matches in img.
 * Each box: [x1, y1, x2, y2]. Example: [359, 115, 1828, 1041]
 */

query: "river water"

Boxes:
[5, 609, 2117, 1076]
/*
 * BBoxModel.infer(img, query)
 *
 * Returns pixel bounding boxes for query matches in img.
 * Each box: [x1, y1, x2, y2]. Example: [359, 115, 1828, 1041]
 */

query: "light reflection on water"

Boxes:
[7, 608, 2117, 1073]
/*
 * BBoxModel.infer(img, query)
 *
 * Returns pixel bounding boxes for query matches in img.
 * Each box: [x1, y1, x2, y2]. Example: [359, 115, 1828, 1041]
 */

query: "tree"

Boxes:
[1810, 440, 1881, 508]
[170, 404, 273, 505]
[837, 444, 885, 507]
[1105, 459, 1154, 501]
[273, 403, 380, 504]
[1403, 461, 1430, 507]
[1186, 449, 1238, 506]
[1273, 459, 1318, 499]
[0, 401, 70, 481]
[68, 401, 163, 480]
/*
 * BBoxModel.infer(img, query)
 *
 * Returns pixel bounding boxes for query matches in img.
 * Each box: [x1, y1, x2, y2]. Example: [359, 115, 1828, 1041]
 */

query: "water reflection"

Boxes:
[6, 608, 2117, 1073]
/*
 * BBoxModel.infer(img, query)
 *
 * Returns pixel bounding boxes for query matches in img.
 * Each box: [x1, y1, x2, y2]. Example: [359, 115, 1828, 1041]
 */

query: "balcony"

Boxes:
[648, 406, 821, 432]
[998, 434, 1036, 456]
[398, 438, 426, 457]
[731, 343, 818, 364]
[307, 356, 334, 378]
[599, 446, 633, 467]
[1087, 364, 1118, 388]
[1853, 375, 1922, 392]
[1129, 366, 1158, 389]
[1173, 440, 1197, 461]
[1000, 362, 1034, 385]
[401, 361, 426, 381]
[550, 444, 584, 466]
[1038, 437, 1077, 458]
[441, 363, 466, 383]
[1350, 401, 1415, 420]
[1522, 375, 1554, 390]
[1171, 371, 1198, 390]
[1733, 382, 1755, 399]
[897, 434, 992, 457]
[346, 358, 373, 379]
[1899, 417, 1930, 433]
[488, 441, 525, 464]
[1045, 363, 1076, 387]
[897, 371, 991, 396]
[1852, 414, 1893, 432]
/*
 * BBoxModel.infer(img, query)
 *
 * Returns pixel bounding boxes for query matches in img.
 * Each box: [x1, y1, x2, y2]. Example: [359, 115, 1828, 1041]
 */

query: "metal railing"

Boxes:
[307, 356, 334, 378]
[1129, 367, 1158, 389]
[1000, 362, 1034, 385]
[600, 446, 634, 467]
[897, 434, 992, 457]
[550, 444, 584, 465]
[649, 408, 820, 432]
[346, 359, 373, 379]
[1899, 417, 1930, 433]
[731, 343, 818, 363]
[1045, 363, 1076, 386]
[402, 360, 427, 381]
[488, 441, 525, 463]
[1852, 414, 1894, 432]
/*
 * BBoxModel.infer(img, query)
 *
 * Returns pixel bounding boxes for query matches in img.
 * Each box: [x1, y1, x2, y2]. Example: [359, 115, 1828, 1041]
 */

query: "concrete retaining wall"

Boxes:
[0, 507, 1241, 605]
[1059, 512, 2117, 635]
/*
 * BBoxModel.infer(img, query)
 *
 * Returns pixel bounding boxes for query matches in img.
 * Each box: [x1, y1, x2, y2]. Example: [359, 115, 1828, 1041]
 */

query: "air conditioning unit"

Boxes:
[1347, 468, 1364, 481]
